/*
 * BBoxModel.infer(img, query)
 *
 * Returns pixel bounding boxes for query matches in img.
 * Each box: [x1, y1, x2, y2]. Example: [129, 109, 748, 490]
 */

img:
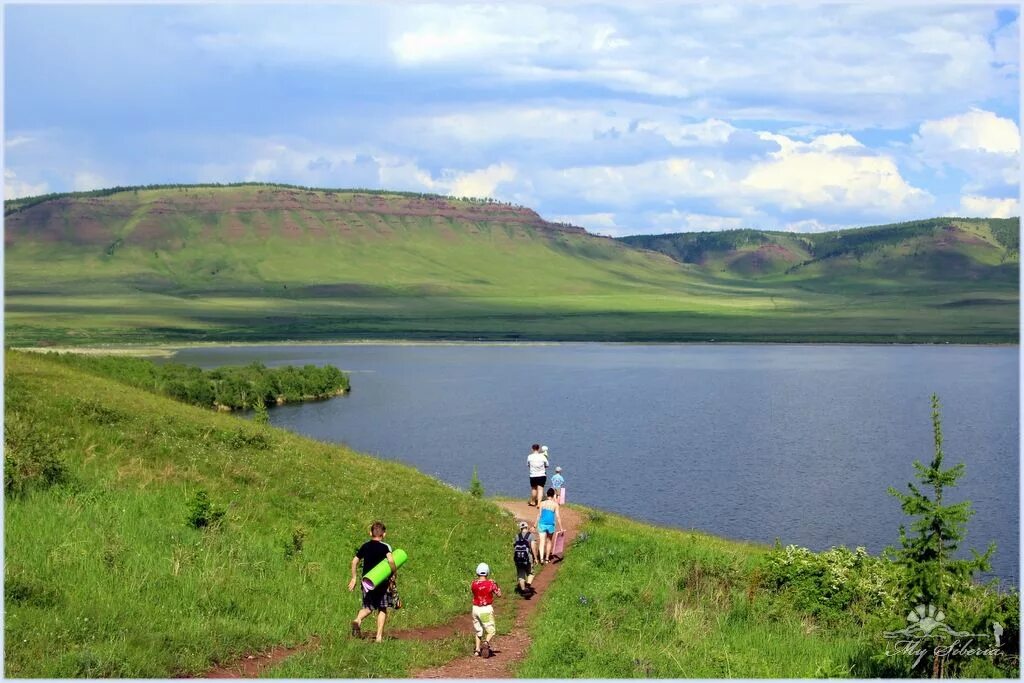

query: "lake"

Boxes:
[171, 343, 1019, 584]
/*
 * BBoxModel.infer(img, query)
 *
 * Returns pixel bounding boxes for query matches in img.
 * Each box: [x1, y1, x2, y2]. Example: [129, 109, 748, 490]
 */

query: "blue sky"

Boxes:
[4, 3, 1020, 236]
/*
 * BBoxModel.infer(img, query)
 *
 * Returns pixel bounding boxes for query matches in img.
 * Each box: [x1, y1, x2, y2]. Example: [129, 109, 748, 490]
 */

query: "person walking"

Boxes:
[512, 521, 536, 597]
[526, 443, 548, 507]
[348, 521, 397, 642]
[550, 466, 565, 503]
[471, 562, 502, 658]
[535, 488, 563, 564]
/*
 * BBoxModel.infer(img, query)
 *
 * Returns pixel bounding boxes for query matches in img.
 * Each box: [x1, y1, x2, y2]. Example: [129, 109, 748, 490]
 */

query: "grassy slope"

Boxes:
[5, 351, 883, 678]
[4, 187, 1019, 344]
[516, 509, 868, 678]
[4, 350, 518, 677]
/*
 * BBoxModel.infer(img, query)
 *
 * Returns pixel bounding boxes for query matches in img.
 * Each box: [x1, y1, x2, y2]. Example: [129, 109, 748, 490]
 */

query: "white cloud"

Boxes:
[447, 163, 516, 198]
[915, 108, 1020, 157]
[911, 108, 1020, 195]
[742, 133, 931, 213]
[959, 194, 1019, 218]
[72, 171, 113, 192]
[5, 135, 35, 149]
[635, 118, 736, 147]
[531, 129, 930, 221]
[382, 5, 1016, 128]
[4, 169, 48, 199]
[647, 210, 747, 234]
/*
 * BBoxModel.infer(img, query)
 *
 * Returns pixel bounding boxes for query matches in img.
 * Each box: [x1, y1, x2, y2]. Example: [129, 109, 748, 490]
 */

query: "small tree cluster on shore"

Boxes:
[48, 354, 349, 411]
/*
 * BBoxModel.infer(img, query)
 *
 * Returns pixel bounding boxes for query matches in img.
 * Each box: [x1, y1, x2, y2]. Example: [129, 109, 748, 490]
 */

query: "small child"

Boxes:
[471, 562, 502, 658]
[551, 466, 565, 502]
[512, 521, 536, 598]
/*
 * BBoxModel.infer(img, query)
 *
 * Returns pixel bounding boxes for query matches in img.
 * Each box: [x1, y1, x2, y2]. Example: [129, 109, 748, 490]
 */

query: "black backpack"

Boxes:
[513, 533, 532, 567]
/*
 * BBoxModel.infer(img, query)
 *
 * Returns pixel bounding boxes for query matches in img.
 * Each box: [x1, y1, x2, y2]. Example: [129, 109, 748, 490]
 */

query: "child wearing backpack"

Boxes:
[512, 521, 536, 597]
[471, 562, 502, 658]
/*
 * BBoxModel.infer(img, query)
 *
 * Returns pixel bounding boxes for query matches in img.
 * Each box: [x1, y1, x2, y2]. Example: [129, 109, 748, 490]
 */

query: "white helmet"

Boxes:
[476, 562, 490, 576]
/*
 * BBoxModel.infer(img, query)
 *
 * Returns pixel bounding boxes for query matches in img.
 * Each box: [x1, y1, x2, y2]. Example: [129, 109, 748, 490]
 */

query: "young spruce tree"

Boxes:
[887, 394, 994, 677]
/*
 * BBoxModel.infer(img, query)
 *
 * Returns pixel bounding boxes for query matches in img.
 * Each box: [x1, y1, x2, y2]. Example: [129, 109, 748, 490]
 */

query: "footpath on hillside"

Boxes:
[201, 500, 584, 679]
[410, 500, 583, 679]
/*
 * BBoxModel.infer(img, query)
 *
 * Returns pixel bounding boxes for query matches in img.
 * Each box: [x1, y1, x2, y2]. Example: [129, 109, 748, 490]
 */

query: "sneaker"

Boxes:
[514, 585, 523, 595]
[481, 641, 491, 659]
[351, 621, 361, 638]
[474, 649, 481, 657]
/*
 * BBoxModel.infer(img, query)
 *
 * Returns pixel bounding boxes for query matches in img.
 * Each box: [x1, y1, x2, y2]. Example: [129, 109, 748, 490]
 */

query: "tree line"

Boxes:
[48, 354, 349, 410]
[3, 182, 526, 215]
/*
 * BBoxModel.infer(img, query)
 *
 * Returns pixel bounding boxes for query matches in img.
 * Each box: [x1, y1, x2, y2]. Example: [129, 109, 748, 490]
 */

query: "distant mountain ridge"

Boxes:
[618, 217, 1019, 281]
[3, 184, 1018, 345]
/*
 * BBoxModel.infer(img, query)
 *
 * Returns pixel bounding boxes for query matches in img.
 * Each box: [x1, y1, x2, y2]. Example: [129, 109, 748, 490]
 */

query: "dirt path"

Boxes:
[412, 500, 583, 679]
[196, 499, 583, 678]
[198, 637, 319, 678]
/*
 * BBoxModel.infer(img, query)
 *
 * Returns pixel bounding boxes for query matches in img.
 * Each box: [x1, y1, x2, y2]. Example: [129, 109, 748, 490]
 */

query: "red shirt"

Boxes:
[471, 578, 500, 606]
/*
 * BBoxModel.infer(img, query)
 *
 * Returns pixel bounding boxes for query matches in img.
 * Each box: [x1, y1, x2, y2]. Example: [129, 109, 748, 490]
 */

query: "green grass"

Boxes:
[4, 350, 520, 677]
[515, 509, 873, 678]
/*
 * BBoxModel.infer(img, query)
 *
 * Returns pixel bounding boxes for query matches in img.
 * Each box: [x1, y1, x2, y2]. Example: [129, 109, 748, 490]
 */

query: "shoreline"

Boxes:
[10, 338, 1020, 356]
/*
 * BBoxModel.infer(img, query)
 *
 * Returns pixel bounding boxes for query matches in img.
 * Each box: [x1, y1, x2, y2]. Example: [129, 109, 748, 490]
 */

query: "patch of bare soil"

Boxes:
[195, 636, 320, 678]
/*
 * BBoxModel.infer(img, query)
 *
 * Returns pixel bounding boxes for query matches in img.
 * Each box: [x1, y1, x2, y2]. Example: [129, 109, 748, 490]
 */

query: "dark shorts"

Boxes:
[362, 584, 391, 612]
[516, 563, 534, 581]
[530, 476, 547, 488]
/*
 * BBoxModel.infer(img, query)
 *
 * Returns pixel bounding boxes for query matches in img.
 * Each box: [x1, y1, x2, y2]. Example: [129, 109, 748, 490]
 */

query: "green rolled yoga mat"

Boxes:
[361, 548, 408, 590]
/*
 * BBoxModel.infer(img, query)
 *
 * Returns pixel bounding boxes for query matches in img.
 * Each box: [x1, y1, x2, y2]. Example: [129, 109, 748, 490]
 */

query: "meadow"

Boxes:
[5, 350, 1018, 677]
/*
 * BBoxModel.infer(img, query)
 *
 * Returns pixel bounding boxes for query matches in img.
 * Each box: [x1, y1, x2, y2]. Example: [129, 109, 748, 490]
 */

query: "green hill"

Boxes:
[618, 217, 1019, 283]
[4, 185, 1018, 344]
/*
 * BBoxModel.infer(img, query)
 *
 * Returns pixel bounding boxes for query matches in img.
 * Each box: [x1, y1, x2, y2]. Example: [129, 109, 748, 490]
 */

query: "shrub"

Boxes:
[469, 466, 484, 498]
[284, 526, 307, 559]
[186, 489, 225, 530]
[4, 412, 68, 496]
[762, 543, 904, 624]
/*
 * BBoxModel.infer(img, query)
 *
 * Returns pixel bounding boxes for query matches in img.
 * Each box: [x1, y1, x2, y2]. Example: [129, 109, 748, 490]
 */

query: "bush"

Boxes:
[186, 490, 225, 530]
[4, 412, 68, 496]
[284, 526, 307, 559]
[762, 543, 904, 624]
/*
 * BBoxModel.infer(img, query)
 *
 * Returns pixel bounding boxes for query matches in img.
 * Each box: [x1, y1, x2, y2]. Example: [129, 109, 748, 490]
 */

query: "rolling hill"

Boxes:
[618, 217, 1019, 283]
[4, 184, 1019, 344]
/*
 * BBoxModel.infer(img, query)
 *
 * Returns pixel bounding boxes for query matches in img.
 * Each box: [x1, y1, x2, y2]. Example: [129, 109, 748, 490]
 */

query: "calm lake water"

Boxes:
[171, 343, 1019, 584]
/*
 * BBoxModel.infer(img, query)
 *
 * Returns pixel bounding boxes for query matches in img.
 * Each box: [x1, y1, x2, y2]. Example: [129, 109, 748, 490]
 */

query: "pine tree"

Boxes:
[469, 466, 484, 498]
[887, 394, 995, 677]
[253, 400, 270, 425]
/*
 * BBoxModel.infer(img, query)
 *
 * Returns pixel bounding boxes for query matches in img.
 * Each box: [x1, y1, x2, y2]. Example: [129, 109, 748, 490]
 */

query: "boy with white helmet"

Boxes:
[470, 562, 502, 658]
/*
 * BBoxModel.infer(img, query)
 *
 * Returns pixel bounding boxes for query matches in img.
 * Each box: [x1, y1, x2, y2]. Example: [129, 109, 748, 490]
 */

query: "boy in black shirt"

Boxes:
[348, 521, 397, 642]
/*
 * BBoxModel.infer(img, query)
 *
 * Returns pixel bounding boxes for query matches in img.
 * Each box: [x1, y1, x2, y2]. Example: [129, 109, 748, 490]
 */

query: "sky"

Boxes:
[3, 2, 1020, 236]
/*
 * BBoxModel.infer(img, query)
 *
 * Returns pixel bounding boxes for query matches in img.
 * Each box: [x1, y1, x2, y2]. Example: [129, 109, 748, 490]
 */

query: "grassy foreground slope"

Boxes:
[3, 350, 517, 677]
[517, 509, 1018, 679]
[4, 185, 1019, 344]
[517, 510, 863, 678]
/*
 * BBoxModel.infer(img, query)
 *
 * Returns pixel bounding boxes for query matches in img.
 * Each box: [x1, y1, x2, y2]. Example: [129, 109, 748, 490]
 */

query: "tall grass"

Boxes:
[518, 510, 874, 678]
[4, 351, 517, 676]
